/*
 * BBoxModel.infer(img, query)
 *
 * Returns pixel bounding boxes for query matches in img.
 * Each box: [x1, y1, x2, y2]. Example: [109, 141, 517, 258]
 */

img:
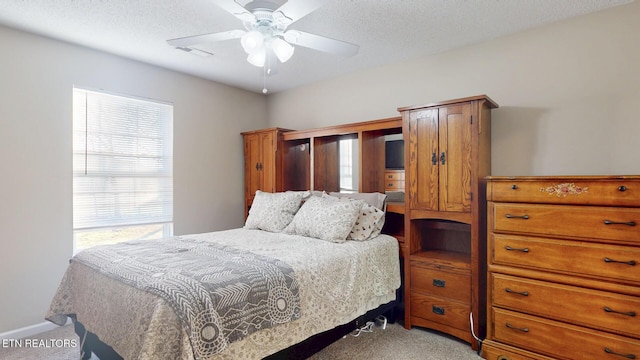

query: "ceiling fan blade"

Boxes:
[167, 30, 245, 47]
[211, 0, 256, 22]
[283, 30, 359, 56]
[275, 0, 328, 24]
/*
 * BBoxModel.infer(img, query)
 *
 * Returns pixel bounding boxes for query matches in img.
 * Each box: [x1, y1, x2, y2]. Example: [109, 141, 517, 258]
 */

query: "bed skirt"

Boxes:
[73, 300, 398, 360]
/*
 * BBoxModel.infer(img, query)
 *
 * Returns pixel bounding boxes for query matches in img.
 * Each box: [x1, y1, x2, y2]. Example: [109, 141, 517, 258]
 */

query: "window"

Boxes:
[73, 88, 173, 253]
[339, 138, 358, 193]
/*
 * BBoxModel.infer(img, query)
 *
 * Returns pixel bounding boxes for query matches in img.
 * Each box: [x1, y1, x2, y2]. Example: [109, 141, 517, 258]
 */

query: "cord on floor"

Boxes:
[347, 315, 388, 338]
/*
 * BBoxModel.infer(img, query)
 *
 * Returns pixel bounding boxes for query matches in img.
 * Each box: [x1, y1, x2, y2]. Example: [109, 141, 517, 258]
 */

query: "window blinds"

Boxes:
[73, 88, 173, 230]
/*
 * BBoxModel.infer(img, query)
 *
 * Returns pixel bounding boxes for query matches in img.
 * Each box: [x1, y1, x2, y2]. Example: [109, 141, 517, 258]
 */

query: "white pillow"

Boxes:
[284, 195, 363, 243]
[286, 190, 324, 201]
[328, 192, 387, 211]
[244, 191, 303, 232]
[348, 203, 386, 241]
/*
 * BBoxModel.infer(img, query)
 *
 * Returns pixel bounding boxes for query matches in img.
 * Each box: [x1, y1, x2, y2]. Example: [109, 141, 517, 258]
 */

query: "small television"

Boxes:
[385, 140, 404, 169]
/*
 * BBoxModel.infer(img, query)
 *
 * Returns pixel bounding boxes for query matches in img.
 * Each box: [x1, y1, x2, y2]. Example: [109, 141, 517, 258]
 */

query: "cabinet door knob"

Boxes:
[440, 152, 446, 165]
[431, 152, 437, 165]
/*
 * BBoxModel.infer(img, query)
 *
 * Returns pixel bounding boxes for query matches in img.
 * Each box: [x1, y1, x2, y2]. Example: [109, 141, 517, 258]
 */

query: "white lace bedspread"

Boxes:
[47, 228, 401, 360]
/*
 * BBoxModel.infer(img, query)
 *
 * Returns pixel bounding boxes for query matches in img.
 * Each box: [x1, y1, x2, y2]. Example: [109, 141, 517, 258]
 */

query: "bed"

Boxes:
[46, 191, 401, 359]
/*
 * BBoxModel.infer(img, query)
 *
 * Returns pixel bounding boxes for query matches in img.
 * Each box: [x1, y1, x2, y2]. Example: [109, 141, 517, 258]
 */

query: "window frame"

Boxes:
[72, 87, 174, 253]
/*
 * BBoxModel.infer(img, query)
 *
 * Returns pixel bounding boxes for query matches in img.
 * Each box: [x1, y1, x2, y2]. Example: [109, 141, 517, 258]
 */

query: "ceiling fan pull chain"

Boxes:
[262, 63, 268, 94]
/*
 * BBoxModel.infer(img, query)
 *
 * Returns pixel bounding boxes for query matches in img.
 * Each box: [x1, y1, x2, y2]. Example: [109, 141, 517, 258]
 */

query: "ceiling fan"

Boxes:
[167, 0, 359, 70]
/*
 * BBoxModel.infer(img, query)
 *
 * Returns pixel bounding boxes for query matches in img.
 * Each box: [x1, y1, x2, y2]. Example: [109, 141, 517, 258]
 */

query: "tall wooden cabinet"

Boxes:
[483, 176, 640, 360]
[241, 128, 290, 217]
[399, 95, 498, 349]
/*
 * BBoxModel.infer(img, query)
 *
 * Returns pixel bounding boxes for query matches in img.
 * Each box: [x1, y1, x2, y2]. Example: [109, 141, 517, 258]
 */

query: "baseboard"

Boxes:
[0, 319, 71, 341]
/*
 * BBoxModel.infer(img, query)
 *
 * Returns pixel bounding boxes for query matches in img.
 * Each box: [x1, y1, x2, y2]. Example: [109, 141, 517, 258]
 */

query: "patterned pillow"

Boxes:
[244, 191, 303, 232]
[348, 203, 386, 241]
[369, 209, 386, 239]
[283, 195, 363, 243]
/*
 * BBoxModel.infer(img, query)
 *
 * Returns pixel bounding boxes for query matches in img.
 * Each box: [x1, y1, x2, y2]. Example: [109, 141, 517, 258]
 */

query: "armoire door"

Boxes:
[438, 103, 472, 213]
[259, 131, 275, 192]
[244, 131, 275, 203]
[408, 108, 439, 211]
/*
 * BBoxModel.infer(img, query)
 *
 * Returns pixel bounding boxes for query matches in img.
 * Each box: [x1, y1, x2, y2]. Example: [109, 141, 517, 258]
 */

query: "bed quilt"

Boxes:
[47, 228, 400, 360]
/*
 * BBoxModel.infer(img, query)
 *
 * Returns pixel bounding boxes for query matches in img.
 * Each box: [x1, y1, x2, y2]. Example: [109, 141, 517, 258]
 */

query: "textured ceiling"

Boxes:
[0, 0, 633, 94]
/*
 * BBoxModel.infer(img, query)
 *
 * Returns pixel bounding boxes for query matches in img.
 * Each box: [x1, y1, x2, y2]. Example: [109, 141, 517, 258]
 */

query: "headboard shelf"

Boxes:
[280, 116, 403, 194]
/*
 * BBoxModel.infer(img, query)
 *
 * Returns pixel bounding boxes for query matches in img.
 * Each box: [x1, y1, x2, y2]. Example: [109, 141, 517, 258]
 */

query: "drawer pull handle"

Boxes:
[505, 214, 529, 219]
[604, 258, 637, 266]
[604, 347, 636, 359]
[511, 184, 518, 190]
[604, 220, 636, 227]
[433, 279, 446, 288]
[505, 323, 529, 333]
[505, 288, 529, 296]
[619, 185, 627, 192]
[505, 246, 529, 253]
[432, 306, 445, 315]
[604, 307, 636, 317]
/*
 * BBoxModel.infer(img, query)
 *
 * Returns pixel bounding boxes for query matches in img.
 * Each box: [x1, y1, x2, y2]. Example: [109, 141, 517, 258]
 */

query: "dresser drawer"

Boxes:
[384, 170, 405, 181]
[482, 341, 555, 360]
[492, 308, 640, 360]
[385, 180, 405, 191]
[487, 178, 640, 206]
[492, 203, 640, 245]
[411, 265, 470, 303]
[492, 273, 640, 338]
[411, 292, 469, 331]
[491, 234, 640, 284]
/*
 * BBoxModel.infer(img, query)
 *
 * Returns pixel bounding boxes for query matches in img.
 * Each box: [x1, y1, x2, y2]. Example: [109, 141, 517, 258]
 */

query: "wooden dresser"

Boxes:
[483, 176, 640, 360]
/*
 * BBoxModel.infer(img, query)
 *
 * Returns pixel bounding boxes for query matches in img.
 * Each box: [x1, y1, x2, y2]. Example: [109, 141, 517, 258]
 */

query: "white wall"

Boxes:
[267, 1, 640, 176]
[0, 25, 268, 333]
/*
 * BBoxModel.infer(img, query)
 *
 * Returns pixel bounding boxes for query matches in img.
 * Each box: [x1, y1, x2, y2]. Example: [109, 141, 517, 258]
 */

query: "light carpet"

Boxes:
[0, 323, 482, 360]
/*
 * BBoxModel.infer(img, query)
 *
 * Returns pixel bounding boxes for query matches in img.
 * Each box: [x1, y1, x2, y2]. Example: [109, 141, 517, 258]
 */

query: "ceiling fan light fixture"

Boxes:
[241, 30, 264, 53]
[247, 47, 267, 67]
[271, 37, 294, 63]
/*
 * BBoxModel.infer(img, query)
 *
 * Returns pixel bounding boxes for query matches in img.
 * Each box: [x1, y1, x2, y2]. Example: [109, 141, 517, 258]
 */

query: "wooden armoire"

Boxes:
[399, 95, 498, 349]
[241, 128, 291, 217]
